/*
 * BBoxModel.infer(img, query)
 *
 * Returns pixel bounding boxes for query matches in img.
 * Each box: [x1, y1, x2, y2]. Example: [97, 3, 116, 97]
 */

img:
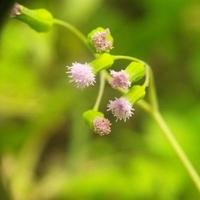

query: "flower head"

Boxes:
[91, 28, 113, 53]
[67, 62, 95, 88]
[107, 97, 134, 121]
[10, 3, 22, 17]
[93, 117, 111, 136]
[110, 70, 131, 89]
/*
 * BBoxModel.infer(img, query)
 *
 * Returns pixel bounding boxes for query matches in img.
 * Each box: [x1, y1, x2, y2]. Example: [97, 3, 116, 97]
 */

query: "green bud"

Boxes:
[125, 85, 146, 104]
[88, 27, 114, 53]
[83, 110, 111, 136]
[125, 62, 145, 82]
[83, 110, 104, 127]
[12, 3, 54, 32]
[90, 53, 114, 73]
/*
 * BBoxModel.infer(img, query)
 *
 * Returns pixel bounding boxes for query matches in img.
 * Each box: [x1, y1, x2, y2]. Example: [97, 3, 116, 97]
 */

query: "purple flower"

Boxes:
[107, 97, 134, 121]
[91, 28, 113, 53]
[93, 117, 111, 136]
[67, 62, 95, 88]
[110, 70, 130, 89]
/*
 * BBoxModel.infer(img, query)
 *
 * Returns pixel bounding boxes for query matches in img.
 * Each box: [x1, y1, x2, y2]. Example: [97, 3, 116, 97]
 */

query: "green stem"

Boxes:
[53, 20, 200, 192]
[113, 55, 150, 87]
[148, 67, 159, 110]
[54, 19, 105, 111]
[151, 111, 200, 192]
[137, 100, 200, 192]
[113, 55, 200, 192]
[93, 71, 106, 111]
[53, 19, 93, 53]
[143, 65, 150, 88]
[112, 55, 146, 64]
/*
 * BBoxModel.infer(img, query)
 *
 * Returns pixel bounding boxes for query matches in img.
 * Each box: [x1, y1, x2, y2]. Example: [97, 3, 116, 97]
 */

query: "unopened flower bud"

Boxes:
[11, 3, 54, 32]
[83, 110, 111, 136]
[125, 62, 145, 82]
[88, 27, 114, 53]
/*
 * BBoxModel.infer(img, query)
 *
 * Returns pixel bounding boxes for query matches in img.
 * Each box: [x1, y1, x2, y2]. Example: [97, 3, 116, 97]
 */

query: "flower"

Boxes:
[107, 97, 134, 121]
[93, 117, 111, 136]
[91, 28, 113, 53]
[67, 62, 95, 88]
[10, 3, 22, 17]
[109, 70, 131, 89]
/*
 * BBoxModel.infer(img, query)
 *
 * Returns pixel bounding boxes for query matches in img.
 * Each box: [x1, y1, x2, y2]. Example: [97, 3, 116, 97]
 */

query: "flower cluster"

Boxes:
[11, 4, 147, 136]
[66, 28, 146, 135]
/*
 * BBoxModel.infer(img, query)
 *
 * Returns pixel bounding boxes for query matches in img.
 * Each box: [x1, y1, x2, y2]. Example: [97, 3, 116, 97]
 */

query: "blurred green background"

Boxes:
[0, 0, 200, 199]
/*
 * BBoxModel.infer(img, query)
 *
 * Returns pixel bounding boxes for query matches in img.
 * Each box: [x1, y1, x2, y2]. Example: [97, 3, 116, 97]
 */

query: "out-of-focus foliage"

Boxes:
[0, 0, 200, 199]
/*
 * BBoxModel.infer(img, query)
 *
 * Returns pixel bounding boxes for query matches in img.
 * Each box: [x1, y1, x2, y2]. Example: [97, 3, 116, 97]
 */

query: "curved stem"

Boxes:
[113, 55, 150, 87]
[111, 56, 200, 191]
[152, 111, 200, 192]
[52, 20, 200, 192]
[53, 19, 93, 53]
[112, 55, 146, 64]
[137, 66, 200, 192]
[143, 65, 150, 88]
[93, 71, 106, 111]
[54, 19, 106, 111]
[148, 67, 159, 111]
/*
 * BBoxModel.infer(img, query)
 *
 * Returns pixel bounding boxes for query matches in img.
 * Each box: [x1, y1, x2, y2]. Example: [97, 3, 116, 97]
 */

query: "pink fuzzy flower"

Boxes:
[91, 28, 113, 53]
[107, 97, 134, 121]
[110, 70, 131, 89]
[93, 117, 111, 136]
[67, 62, 95, 88]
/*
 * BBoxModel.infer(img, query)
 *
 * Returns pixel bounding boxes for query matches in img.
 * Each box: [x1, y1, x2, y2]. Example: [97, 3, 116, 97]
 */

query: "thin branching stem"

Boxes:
[53, 19, 93, 53]
[93, 71, 106, 111]
[55, 20, 200, 192]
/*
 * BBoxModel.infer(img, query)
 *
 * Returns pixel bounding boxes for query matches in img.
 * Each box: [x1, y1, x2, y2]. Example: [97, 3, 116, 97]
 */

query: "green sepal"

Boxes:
[15, 4, 54, 32]
[83, 110, 104, 128]
[125, 85, 146, 104]
[125, 62, 145, 82]
[90, 53, 114, 73]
